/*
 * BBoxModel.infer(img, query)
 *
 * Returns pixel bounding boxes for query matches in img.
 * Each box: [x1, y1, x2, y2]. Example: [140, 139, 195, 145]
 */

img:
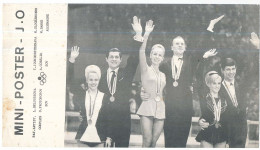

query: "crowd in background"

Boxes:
[66, 4, 259, 141]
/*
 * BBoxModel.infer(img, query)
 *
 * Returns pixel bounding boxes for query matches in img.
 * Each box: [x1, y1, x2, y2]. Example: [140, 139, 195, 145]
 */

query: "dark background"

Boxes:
[67, 4, 259, 120]
[67, 4, 259, 78]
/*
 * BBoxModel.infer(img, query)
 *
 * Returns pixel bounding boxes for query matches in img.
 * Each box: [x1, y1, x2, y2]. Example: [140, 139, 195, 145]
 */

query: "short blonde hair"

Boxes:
[205, 71, 222, 86]
[85, 65, 101, 80]
[151, 44, 165, 56]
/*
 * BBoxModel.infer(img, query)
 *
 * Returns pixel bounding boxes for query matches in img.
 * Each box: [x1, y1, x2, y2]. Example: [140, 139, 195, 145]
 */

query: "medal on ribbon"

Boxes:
[215, 121, 221, 129]
[151, 67, 162, 102]
[171, 57, 183, 87]
[110, 96, 115, 102]
[223, 81, 238, 107]
[155, 94, 161, 102]
[87, 90, 98, 125]
[107, 70, 117, 102]
[210, 94, 222, 129]
[173, 81, 178, 87]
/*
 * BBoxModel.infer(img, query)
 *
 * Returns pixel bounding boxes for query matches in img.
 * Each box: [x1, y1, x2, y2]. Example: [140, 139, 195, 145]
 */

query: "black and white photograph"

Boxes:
[64, 4, 259, 148]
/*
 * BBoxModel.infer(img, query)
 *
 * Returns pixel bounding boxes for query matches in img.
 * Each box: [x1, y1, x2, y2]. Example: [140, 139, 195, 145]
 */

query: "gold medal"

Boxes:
[215, 121, 221, 129]
[110, 96, 115, 102]
[171, 57, 183, 88]
[88, 119, 92, 125]
[87, 90, 98, 126]
[155, 96, 161, 102]
[151, 66, 162, 102]
[173, 81, 178, 87]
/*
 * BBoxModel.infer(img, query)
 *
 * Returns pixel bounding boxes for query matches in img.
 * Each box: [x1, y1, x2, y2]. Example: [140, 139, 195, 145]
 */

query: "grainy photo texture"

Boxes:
[65, 4, 259, 148]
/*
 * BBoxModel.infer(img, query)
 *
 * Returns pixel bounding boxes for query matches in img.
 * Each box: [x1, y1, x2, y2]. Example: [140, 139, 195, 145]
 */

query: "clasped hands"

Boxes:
[198, 118, 209, 130]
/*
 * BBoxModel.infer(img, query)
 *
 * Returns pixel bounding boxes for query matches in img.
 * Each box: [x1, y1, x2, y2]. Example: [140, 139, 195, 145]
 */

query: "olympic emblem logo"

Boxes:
[38, 72, 47, 85]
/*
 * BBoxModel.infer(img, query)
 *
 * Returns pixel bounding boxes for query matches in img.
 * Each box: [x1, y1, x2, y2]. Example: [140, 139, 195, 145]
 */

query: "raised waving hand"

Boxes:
[132, 16, 143, 42]
[207, 15, 225, 32]
[250, 32, 260, 49]
[144, 20, 155, 35]
[69, 46, 80, 63]
[139, 19, 155, 74]
[203, 48, 218, 59]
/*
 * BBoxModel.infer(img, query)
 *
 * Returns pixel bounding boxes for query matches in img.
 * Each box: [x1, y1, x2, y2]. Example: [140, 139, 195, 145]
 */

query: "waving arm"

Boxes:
[139, 20, 155, 74]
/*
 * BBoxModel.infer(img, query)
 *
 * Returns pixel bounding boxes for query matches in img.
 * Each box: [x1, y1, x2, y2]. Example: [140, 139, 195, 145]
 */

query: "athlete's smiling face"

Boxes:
[222, 65, 236, 81]
[106, 52, 122, 70]
[150, 48, 165, 66]
[86, 72, 100, 91]
[207, 75, 222, 94]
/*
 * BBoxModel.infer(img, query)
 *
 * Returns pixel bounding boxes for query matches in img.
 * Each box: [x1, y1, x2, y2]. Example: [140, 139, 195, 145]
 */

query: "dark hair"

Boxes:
[172, 36, 186, 43]
[106, 48, 122, 58]
[221, 57, 236, 69]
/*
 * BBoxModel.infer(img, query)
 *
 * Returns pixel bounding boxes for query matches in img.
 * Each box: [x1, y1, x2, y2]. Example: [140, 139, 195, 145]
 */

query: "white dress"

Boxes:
[80, 91, 104, 143]
[137, 66, 166, 119]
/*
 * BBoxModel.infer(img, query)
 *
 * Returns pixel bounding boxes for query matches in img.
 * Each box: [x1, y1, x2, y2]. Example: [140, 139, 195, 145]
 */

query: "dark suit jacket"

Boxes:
[220, 81, 247, 145]
[220, 81, 247, 122]
[98, 53, 139, 141]
[159, 54, 194, 120]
